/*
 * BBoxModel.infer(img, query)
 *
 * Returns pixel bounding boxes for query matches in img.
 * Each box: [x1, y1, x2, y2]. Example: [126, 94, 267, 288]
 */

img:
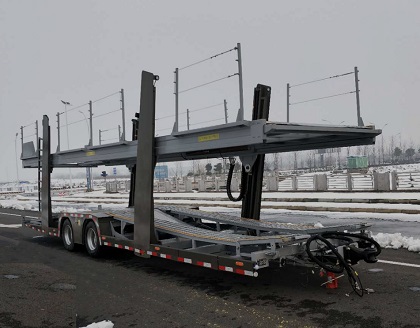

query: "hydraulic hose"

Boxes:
[226, 163, 248, 202]
[305, 232, 380, 297]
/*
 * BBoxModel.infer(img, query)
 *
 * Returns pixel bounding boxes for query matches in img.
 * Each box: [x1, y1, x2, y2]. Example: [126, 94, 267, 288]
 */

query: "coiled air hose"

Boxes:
[226, 162, 248, 202]
[305, 231, 381, 297]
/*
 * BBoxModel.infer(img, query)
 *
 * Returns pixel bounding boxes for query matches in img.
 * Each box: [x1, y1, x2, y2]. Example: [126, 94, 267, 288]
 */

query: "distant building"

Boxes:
[347, 156, 368, 173]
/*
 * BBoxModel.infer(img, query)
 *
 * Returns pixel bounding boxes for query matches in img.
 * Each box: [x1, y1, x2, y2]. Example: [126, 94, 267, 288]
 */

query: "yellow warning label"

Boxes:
[198, 133, 220, 142]
[86, 151, 96, 156]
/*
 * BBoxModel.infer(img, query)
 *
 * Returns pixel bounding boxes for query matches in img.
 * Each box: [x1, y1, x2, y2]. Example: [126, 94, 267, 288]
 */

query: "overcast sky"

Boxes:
[1, 1, 419, 182]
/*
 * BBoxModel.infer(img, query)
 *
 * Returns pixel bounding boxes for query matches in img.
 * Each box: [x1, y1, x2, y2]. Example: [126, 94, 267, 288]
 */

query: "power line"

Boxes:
[189, 102, 224, 113]
[290, 91, 356, 106]
[60, 118, 87, 128]
[179, 73, 238, 94]
[59, 91, 120, 115]
[179, 47, 236, 71]
[92, 108, 120, 119]
[59, 102, 89, 115]
[91, 91, 120, 104]
[156, 103, 224, 121]
[290, 72, 354, 88]
[22, 121, 36, 128]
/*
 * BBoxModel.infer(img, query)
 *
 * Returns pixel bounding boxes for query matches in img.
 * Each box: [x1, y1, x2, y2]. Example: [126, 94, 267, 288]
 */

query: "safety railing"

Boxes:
[286, 67, 362, 126]
[56, 89, 125, 150]
[169, 43, 244, 134]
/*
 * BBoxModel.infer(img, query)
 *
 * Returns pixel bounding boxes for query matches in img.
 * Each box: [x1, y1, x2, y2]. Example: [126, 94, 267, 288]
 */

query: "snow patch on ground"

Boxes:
[373, 233, 420, 253]
[81, 320, 114, 328]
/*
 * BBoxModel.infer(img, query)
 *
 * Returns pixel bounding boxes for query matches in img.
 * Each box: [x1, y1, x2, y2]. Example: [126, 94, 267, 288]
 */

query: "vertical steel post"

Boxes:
[118, 125, 121, 140]
[187, 109, 190, 130]
[134, 71, 158, 251]
[35, 120, 39, 150]
[240, 84, 271, 220]
[20, 126, 23, 153]
[120, 89, 126, 141]
[56, 113, 60, 152]
[89, 101, 93, 146]
[173, 68, 179, 133]
[41, 115, 52, 228]
[236, 43, 244, 122]
[37, 137, 41, 211]
[14, 133, 19, 182]
[99, 129, 102, 145]
[224, 99, 228, 124]
[286, 83, 290, 123]
[354, 67, 362, 126]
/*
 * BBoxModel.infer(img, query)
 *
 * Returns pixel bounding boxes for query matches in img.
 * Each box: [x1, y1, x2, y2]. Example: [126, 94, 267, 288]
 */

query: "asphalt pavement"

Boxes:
[0, 209, 419, 328]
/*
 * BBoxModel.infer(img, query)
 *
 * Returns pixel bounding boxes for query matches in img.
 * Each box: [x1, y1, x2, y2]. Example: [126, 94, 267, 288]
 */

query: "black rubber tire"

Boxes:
[84, 221, 101, 257]
[62, 219, 75, 251]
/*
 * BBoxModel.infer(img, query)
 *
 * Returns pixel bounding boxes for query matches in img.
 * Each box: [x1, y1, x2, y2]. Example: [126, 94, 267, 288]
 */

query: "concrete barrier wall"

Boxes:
[106, 171, 420, 193]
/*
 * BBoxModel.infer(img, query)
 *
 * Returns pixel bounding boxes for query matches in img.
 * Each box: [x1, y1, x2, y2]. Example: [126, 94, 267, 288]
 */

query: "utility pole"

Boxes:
[187, 109, 190, 130]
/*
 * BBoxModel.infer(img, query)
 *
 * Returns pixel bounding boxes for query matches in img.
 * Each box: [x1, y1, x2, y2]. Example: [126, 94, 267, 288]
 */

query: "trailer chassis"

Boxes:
[21, 70, 381, 295]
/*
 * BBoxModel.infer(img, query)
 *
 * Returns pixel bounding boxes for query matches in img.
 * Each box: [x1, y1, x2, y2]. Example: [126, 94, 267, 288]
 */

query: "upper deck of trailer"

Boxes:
[21, 119, 381, 168]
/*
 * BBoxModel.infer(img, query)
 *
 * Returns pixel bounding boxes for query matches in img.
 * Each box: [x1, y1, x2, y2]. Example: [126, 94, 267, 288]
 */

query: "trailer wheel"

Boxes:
[85, 221, 100, 257]
[62, 219, 75, 251]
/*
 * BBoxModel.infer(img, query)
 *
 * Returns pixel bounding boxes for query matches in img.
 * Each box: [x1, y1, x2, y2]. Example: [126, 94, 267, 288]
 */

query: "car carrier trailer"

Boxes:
[21, 71, 382, 296]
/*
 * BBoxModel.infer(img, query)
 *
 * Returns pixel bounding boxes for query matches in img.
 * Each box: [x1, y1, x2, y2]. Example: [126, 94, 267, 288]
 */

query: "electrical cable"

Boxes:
[290, 71, 354, 88]
[305, 232, 381, 297]
[179, 47, 236, 71]
[179, 73, 238, 94]
[290, 91, 356, 106]
[226, 162, 247, 202]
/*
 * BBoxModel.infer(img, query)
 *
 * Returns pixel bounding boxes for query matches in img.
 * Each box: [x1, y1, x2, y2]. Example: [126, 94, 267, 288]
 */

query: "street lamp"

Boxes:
[61, 100, 73, 191]
[14, 132, 20, 184]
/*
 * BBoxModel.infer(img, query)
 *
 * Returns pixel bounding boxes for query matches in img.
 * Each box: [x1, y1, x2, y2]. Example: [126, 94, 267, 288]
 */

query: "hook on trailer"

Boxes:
[306, 232, 381, 297]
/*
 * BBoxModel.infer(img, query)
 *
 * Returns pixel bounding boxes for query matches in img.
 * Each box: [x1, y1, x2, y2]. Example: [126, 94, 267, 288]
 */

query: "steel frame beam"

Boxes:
[21, 121, 381, 169]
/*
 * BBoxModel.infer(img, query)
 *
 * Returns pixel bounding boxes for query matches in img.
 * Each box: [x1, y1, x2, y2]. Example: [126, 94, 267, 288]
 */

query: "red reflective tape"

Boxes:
[219, 265, 225, 271]
[152, 251, 157, 257]
[235, 269, 245, 275]
[197, 261, 204, 267]
[178, 257, 184, 262]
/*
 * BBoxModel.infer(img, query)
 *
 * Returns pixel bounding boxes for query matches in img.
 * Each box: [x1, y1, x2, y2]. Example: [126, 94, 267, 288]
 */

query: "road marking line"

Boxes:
[0, 212, 39, 219]
[0, 224, 21, 228]
[378, 259, 420, 268]
[0, 212, 21, 217]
